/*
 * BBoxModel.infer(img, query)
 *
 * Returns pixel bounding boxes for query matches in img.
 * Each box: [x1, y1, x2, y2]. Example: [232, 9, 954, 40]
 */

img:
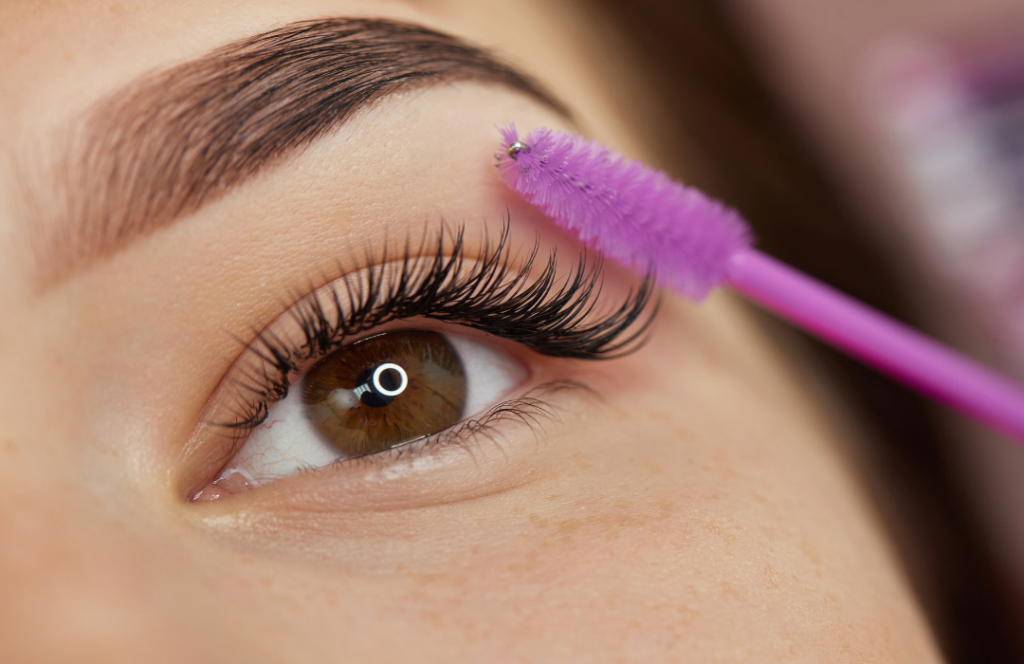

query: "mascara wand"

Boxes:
[498, 125, 1024, 442]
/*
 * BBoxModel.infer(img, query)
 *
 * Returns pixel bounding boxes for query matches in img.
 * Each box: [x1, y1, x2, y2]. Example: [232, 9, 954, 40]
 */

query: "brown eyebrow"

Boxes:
[27, 17, 567, 287]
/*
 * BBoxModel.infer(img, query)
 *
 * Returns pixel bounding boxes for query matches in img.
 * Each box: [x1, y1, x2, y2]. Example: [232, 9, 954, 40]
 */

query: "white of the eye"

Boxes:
[222, 385, 344, 484]
[446, 334, 526, 417]
[217, 332, 527, 487]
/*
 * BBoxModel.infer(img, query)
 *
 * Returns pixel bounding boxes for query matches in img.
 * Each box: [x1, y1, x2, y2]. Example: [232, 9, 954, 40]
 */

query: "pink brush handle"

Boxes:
[726, 249, 1024, 442]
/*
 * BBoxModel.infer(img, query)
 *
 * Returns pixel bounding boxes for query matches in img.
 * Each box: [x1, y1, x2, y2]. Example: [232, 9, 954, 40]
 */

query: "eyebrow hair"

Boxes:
[30, 17, 567, 286]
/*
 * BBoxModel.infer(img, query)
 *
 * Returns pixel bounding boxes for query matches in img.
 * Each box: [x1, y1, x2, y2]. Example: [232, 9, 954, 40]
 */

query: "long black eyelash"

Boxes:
[221, 219, 658, 433]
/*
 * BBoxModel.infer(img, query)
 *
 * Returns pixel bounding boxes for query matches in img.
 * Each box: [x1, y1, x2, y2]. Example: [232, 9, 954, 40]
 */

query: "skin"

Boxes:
[0, 1, 943, 662]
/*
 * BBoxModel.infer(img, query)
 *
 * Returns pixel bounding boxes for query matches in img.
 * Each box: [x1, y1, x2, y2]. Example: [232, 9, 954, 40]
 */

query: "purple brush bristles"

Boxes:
[496, 123, 1024, 442]
[497, 124, 752, 300]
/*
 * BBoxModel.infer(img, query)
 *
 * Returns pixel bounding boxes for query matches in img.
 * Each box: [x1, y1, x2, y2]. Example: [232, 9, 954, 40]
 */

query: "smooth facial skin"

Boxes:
[0, 1, 942, 662]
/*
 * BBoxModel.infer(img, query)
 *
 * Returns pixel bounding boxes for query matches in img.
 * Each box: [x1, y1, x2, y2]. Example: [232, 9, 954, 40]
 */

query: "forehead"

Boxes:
[0, 2, 431, 139]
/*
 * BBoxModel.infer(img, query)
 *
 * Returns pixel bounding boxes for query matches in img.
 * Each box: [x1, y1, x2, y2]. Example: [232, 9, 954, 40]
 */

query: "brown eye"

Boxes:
[301, 330, 467, 457]
[199, 327, 528, 496]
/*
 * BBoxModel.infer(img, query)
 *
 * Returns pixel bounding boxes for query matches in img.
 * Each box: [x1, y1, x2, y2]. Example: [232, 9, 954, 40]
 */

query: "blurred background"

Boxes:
[586, 1, 1024, 661]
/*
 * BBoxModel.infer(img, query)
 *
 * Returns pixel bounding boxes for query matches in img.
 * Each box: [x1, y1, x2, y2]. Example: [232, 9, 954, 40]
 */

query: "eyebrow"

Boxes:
[29, 17, 567, 286]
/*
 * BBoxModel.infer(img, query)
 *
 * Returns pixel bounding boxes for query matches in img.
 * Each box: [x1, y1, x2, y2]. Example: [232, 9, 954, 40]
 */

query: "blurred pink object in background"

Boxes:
[727, 0, 1024, 633]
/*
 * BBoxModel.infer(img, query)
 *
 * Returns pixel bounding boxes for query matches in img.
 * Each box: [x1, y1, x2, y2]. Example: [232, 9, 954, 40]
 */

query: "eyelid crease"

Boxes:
[206, 219, 658, 448]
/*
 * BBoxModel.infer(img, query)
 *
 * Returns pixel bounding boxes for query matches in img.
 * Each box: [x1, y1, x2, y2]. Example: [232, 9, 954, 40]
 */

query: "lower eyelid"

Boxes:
[190, 380, 598, 512]
[338, 378, 598, 472]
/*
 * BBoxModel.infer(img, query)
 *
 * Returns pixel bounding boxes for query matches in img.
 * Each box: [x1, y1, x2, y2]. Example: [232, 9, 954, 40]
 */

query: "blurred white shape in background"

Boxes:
[870, 38, 1024, 375]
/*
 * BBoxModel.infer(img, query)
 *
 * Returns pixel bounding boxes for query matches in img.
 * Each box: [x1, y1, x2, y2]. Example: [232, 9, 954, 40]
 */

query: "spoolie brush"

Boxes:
[497, 124, 1024, 443]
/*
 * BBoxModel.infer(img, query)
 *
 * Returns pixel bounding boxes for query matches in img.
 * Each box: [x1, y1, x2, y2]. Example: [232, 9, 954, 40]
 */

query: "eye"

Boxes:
[192, 328, 527, 501]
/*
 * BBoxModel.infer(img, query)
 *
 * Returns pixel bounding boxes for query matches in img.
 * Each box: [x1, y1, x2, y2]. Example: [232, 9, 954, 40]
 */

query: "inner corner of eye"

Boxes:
[191, 328, 528, 502]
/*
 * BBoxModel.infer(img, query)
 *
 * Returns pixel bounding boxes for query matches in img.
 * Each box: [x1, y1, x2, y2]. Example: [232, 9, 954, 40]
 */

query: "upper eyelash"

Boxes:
[219, 219, 658, 434]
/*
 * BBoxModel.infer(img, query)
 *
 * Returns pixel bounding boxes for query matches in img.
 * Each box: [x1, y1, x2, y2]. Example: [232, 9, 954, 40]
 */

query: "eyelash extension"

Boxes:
[219, 219, 657, 434]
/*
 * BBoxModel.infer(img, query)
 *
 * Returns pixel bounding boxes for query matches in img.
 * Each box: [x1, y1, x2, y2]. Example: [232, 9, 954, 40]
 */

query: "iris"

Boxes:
[302, 330, 467, 457]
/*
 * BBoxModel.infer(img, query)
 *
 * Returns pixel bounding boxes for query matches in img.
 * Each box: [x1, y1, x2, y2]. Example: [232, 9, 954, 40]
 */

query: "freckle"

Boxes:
[801, 540, 822, 566]
[648, 410, 670, 422]
[406, 586, 428, 602]
[674, 427, 698, 442]
[612, 409, 630, 421]
[544, 494, 563, 501]
[410, 574, 446, 587]
[528, 513, 549, 528]
[720, 581, 744, 601]
[261, 576, 272, 588]
[2, 439, 18, 455]
[677, 606, 701, 627]
[602, 525, 623, 541]
[557, 519, 581, 535]
[658, 500, 674, 518]
[752, 492, 768, 503]
[643, 460, 664, 476]
[420, 609, 444, 626]
[507, 550, 541, 574]
[570, 452, 593, 470]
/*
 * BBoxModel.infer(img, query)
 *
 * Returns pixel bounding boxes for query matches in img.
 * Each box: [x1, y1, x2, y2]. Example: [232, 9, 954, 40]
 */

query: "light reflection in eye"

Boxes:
[192, 329, 526, 501]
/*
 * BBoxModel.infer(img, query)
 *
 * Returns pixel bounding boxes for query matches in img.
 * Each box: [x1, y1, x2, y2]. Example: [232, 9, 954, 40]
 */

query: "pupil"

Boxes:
[355, 364, 406, 408]
[377, 367, 400, 392]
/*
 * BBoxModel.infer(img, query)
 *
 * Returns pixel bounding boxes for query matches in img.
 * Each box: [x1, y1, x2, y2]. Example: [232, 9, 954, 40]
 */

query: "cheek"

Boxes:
[341, 384, 895, 657]
[0, 490, 236, 661]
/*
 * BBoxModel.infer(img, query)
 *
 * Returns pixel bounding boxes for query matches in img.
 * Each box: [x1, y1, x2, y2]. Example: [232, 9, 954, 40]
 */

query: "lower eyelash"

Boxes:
[216, 219, 656, 439]
[297, 379, 595, 473]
